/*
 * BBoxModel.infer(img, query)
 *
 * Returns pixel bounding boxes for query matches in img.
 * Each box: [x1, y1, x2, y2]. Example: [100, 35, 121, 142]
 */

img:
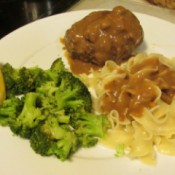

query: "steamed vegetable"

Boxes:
[0, 58, 109, 160]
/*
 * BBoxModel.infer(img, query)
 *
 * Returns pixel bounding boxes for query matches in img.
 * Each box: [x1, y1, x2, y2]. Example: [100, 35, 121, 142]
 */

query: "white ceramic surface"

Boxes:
[0, 10, 175, 175]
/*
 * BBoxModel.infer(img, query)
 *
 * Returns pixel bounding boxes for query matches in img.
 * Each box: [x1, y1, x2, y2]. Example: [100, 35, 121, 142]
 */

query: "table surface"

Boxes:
[0, 0, 175, 39]
[69, 0, 175, 24]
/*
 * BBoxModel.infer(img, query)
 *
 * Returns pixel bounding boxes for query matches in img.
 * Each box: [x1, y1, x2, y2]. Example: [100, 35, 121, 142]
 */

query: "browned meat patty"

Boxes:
[64, 6, 143, 66]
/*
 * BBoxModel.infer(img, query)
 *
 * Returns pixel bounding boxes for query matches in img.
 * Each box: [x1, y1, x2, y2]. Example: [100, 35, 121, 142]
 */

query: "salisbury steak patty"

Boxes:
[64, 6, 143, 66]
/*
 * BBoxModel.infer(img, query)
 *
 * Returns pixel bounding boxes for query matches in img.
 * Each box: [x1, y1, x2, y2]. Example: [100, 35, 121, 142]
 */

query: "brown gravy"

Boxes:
[64, 6, 143, 66]
[66, 52, 100, 75]
[101, 57, 175, 120]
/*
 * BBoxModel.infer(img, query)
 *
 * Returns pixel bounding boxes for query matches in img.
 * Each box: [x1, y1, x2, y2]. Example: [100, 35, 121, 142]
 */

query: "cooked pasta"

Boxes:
[80, 53, 175, 164]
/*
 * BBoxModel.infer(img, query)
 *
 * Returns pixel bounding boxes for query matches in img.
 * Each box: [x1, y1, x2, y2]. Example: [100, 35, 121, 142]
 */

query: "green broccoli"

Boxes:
[55, 71, 92, 112]
[30, 116, 79, 161]
[10, 92, 46, 138]
[45, 58, 66, 83]
[1, 63, 46, 97]
[36, 71, 92, 113]
[0, 96, 24, 126]
[0, 58, 110, 161]
[71, 109, 110, 147]
[1, 58, 65, 97]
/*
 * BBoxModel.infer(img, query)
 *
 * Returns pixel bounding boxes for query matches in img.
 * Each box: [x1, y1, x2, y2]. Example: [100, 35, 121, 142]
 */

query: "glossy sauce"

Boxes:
[101, 57, 175, 120]
[64, 6, 143, 66]
[61, 37, 100, 75]
[66, 52, 100, 74]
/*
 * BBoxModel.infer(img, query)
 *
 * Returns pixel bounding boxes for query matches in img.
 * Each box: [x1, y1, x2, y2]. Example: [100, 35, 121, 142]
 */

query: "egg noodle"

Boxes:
[80, 53, 175, 164]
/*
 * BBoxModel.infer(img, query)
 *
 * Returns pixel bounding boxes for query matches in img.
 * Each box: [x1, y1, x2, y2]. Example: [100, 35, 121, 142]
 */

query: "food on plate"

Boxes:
[0, 58, 109, 161]
[80, 53, 175, 164]
[1, 5, 174, 165]
[146, 0, 175, 9]
[64, 6, 143, 67]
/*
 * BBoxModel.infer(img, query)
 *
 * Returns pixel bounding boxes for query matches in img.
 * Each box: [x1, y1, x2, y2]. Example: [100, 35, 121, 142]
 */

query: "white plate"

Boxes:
[1, 9, 175, 175]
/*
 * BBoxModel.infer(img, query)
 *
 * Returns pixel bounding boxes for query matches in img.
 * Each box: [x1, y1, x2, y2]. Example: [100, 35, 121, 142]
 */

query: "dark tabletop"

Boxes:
[0, 0, 79, 38]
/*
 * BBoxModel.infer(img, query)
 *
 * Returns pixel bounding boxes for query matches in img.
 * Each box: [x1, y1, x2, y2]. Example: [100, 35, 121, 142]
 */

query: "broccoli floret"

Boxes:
[30, 72, 105, 157]
[10, 92, 46, 138]
[29, 127, 51, 157]
[0, 96, 24, 126]
[50, 58, 66, 72]
[36, 71, 92, 113]
[0, 58, 110, 161]
[45, 58, 66, 82]
[1, 63, 47, 97]
[55, 71, 92, 112]
[1, 58, 66, 97]
[18, 67, 48, 93]
[30, 116, 79, 161]
[36, 81, 57, 98]
[71, 110, 110, 147]
[48, 131, 78, 161]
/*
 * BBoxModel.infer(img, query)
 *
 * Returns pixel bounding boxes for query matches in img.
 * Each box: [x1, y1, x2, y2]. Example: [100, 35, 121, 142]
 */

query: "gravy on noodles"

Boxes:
[101, 56, 175, 120]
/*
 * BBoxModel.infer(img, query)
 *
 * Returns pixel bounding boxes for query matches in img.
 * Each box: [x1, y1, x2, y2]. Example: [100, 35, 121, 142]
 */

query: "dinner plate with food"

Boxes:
[0, 6, 175, 175]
